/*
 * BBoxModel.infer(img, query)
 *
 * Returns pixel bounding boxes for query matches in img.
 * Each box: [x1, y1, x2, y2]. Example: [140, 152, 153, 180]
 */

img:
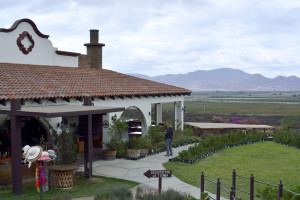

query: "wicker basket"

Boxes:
[53, 170, 74, 188]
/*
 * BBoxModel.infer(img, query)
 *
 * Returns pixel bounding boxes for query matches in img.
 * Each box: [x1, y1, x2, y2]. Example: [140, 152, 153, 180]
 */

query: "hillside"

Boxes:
[129, 68, 300, 91]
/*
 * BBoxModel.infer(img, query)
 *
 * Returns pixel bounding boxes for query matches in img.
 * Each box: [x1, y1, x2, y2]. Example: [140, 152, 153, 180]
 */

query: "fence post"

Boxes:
[230, 186, 235, 200]
[250, 174, 254, 200]
[232, 169, 236, 198]
[201, 172, 204, 194]
[217, 178, 221, 200]
[278, 180, 283, 200]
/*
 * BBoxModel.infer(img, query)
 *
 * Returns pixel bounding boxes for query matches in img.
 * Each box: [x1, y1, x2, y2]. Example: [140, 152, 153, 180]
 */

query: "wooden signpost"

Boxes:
[143, 169, 172, 193]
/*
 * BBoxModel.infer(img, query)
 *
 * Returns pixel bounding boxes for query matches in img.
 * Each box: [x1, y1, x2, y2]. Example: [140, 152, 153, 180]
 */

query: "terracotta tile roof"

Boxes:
[0, 63, 191, 100]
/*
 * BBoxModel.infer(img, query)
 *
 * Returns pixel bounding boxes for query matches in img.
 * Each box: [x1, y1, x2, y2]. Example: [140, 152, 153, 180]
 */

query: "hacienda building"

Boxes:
[0, 18, 191, 195]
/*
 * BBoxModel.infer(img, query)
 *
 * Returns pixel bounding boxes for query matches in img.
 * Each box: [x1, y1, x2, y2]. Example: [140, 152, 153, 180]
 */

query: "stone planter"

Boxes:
[103, 150, 117, 160]
[140, 149, 149, 157]
[126, 149, 140, 158]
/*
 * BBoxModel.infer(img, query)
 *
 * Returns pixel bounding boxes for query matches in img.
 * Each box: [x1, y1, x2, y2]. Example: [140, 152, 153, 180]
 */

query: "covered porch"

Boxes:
[0, 97, 124, 195]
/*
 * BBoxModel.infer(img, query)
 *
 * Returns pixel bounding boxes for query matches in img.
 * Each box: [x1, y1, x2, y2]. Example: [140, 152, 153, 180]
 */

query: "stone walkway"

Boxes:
[75, 144, 227, 200]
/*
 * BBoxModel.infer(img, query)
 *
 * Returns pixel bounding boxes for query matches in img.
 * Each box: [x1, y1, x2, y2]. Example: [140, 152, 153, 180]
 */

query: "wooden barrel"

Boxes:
[103, 150, 117, 160]
[127, 149, 141, 158]
[0, 162, 12, 186]
[140, 149, 148, 157]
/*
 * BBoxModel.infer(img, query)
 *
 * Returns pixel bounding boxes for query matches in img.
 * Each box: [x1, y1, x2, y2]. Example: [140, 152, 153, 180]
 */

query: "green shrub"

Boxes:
[201, 192, 210, 200]
[274, 127, 300, 148]
[178, 131, 268, 161]
[55, 131, 77, 165]
[139, 136, 152, 149]
[127, 135, 141, 149]
[106, 119, 128, 151]
[257, 185, 300, 200]
[148, 125, 165, 145]
[94, 185, 133, 200]
[136, 188, 187, 200]
[115, 141, 127, 157]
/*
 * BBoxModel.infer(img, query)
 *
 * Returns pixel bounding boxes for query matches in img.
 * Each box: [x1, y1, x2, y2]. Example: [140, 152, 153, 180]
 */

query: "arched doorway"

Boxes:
[120, 106, 147, 140]
[0, 117, 49, 154]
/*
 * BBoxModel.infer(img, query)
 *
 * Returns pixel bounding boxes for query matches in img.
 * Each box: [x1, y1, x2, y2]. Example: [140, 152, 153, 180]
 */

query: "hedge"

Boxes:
[172, 131, 269, 163]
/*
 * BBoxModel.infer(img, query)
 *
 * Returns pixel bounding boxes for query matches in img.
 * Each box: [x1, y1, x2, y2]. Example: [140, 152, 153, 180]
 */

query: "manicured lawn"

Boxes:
[163, 141, 300, 199]
[0, 174, 139, 200]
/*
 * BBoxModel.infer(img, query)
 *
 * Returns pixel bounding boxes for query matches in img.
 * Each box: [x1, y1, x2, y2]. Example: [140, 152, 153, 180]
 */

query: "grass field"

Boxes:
[163, 141, 300, 199]
[185, 101, 300, 115]
[0, 174, 139, 200]
[161, 101, 300, 115]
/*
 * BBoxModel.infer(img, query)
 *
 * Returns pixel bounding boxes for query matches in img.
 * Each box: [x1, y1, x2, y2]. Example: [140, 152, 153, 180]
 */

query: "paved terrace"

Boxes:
[77, 144, 227, 200]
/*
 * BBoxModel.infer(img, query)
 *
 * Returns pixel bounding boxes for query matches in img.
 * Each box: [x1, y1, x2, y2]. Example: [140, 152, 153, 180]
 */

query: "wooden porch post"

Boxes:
[10, 99, 23, 195]
[83, 97, 93, 178]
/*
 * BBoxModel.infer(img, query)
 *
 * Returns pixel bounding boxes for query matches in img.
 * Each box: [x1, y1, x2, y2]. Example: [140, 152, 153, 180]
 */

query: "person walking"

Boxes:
[165, 126, 173, 156]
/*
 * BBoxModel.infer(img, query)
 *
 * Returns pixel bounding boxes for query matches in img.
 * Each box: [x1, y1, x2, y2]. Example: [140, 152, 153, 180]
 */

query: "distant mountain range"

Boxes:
[128, 68, 300, 91]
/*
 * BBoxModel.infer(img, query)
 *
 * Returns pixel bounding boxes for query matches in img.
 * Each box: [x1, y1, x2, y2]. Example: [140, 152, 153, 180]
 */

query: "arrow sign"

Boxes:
[143, 169, 172, 193]
[143, 169, 172, 179]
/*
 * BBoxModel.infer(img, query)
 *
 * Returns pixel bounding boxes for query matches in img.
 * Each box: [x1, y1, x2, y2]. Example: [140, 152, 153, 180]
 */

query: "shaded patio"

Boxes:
[0, 97, 124, 195]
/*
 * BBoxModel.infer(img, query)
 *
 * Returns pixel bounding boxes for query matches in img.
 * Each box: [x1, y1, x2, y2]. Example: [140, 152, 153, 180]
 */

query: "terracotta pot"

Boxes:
[126, 149, 140, 158]
[103, 150, 117, 160]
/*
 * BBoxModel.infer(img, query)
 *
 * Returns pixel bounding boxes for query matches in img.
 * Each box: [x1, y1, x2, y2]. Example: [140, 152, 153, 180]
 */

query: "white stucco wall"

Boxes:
[0, 21, 78, 67]
[0, 95, 186, 149]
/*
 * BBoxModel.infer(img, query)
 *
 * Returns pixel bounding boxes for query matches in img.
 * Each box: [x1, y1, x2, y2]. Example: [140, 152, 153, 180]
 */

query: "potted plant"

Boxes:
[104, 119, 128, 160]
[55, 131, 77, 165]
[126, 135, 141, 158]
[138, 136, 152, 157]
[50, 131, 78, 188]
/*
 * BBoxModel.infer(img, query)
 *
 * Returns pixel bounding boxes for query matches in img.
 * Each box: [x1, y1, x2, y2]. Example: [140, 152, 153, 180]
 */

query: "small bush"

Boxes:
[178, 131, 268, 161]
[257, 185, 300, 200]
[136, 188, 187, 200]
[94, 185, 132, 200]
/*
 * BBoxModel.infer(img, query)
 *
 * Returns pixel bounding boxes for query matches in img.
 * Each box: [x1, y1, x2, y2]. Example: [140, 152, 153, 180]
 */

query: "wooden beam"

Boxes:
[34, 99, 42, 104]
[76, 97, 83, 102]
[98, 96, 105, 101]
[21, 99, 25, 105]
[127, 95, 133, 99]
[135, 95, 141, 99]
[109, 96, 115, 100]
[118, 95, 124, 100]
[142, 95, 148, 98]
[63, 97, 70, 103]
[10, 99, 23, 195]
[49, 98, 57, 103]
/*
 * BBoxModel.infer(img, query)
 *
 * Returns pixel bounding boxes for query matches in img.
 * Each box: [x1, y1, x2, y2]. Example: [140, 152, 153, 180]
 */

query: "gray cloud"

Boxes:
[1, 0, 300, 78]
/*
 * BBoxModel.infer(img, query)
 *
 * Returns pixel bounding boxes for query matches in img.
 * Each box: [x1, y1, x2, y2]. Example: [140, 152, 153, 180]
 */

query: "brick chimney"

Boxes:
[81, 29, 105, 69]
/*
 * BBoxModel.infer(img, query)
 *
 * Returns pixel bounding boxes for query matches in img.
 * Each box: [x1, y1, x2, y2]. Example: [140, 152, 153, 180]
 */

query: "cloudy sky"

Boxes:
[1, 0, 300, 78]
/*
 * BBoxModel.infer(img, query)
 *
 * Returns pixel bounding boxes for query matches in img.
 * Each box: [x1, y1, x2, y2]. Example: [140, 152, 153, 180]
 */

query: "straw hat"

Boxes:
[22, 145, 31, 156]
[26, 146, 42, 163]
[38, 151, 52, 162]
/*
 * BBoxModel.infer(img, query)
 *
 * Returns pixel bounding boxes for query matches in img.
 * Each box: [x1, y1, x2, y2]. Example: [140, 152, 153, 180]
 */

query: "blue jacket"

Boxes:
[165, 129, 173, 140]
